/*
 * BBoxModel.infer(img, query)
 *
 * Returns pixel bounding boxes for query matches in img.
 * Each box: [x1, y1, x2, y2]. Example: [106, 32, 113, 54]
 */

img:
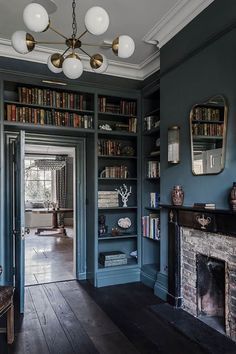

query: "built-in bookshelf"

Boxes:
[4, 82, 94, 130]
[141, 82, 160, 289]
[97, 94, 140, 278]
[98, 95, 137, 134]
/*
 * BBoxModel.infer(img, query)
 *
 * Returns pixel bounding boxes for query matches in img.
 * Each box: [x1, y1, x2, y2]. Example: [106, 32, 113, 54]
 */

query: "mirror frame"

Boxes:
[190, 95, 228, 176]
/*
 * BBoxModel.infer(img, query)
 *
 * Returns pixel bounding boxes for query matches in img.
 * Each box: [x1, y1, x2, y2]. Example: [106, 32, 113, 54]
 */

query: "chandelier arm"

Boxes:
[82, 42, 112, 48]
[77, 30, 88, 40]
[62, 47, 71, 56]
[36, 41, 66, 45]
[78, 47, 92, 59]
[49, 26, 68, 40]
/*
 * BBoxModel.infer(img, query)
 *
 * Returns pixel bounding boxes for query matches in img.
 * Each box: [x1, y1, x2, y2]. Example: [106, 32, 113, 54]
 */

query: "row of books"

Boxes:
[147, 161, 160, 178]
[101, 165, 129, 179]
[5, 104, 93, 128]
[98, 139, 122, 156]
[98, 191, 119, 208]
[99, 97, 136, 116]
[18, 86, 90, 110]
[142, 214, 160, 240]
[192, 123, 223, 137]
[150, 192, 160, 208]
[114, 117, 137, 133]
[192, 107, 221, 121]
[99, 251, 127, 267]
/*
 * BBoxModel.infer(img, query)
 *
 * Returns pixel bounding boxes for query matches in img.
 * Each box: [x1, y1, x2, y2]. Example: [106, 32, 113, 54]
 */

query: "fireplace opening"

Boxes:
[196, 254, 225, 334]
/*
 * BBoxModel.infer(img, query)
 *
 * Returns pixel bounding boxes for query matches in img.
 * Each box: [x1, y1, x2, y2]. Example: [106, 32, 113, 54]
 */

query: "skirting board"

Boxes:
[140, 270, 156, 289]
[154, 272, 168, 301]
[96, 267, 140, 287]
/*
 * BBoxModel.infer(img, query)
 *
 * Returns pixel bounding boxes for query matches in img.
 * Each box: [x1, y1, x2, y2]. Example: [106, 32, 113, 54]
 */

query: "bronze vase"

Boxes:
[171, 185, 184, 206]
[229, 182, 236, 211]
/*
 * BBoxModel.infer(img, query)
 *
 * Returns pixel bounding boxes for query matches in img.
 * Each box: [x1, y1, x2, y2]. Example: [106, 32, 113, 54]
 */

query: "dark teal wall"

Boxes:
[159, 0, 236, 275]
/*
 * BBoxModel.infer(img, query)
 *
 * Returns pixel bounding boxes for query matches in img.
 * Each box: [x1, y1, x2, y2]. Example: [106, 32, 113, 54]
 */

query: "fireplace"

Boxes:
[197, 255, 225, 332]
[163, 205, 236, 341]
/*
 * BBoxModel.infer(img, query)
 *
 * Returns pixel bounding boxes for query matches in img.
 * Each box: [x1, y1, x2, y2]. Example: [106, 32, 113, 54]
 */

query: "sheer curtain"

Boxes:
[56, 156, 67, 225]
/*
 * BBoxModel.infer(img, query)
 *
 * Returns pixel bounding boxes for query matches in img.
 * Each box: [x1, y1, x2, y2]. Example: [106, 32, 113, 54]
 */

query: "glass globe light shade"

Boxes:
[62, 54, 83, 79]
[23, 3, 49, 32]
[90, 54, 108, 73]
[47, 53, 64, 73]
[85, 6, 109, 35]
[112, 35, 135, 58]
[11, 31, 35, 54]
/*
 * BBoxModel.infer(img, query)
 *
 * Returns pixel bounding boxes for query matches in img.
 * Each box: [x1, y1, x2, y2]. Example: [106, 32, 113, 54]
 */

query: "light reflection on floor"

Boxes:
[25, 227, 74, 285]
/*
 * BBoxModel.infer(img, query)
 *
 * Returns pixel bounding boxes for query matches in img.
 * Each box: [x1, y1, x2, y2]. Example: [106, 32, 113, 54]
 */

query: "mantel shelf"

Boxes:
[160, 204, 235, 215]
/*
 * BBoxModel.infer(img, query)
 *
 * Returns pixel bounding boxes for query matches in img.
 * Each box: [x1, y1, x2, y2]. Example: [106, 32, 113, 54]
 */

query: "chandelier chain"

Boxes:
[72, 0, 77, 39]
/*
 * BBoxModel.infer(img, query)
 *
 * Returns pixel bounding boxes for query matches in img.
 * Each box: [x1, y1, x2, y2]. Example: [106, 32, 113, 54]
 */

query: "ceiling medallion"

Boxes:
[11, 1, 135, 79]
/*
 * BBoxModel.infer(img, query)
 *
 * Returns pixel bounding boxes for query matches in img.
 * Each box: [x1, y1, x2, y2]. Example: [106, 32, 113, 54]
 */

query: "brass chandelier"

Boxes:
[11, 1, 135, 79]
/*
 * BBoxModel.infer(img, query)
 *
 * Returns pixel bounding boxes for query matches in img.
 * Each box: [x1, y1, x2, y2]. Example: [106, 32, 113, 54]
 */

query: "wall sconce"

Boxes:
[168, 126, 180, 164]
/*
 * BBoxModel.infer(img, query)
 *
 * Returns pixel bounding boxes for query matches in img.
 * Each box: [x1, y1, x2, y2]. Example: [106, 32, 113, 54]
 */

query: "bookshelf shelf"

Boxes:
[145, 177, 160, 181]
[98, 257, 137, 271]
[98, 155, 137, 160]
[98, 111, 136, 119]
[98, 234, 137, 240]
[98, 177, 137, 181]
[143, 126, 160, 136]
[98, 130, 137, 137]
[98, 206, 137, 210]
[145, 207, 161, 212]
[142, 236, 160, 242]
[3, 121, 95, 134]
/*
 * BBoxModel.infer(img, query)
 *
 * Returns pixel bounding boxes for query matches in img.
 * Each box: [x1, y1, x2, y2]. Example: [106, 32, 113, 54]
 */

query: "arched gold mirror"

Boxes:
[190, 95, 228, 175]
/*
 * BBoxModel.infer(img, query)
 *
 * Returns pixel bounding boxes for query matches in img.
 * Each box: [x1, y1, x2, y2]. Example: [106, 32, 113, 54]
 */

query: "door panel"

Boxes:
[14, 131, 25, 313]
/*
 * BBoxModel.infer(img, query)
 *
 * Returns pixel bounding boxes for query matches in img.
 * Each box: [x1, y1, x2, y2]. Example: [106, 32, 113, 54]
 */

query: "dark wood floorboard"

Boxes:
[29, 285, 74, 354]
[1, 280, 231, 354]
[43, 282, 99, 354]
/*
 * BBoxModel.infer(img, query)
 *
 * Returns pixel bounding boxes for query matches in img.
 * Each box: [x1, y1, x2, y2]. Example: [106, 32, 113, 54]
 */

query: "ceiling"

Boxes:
[0, 0, 214, 80]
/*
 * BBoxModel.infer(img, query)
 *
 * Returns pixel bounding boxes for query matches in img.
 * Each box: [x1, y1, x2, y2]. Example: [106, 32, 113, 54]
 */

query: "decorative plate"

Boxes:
[117, 217, 131, 229]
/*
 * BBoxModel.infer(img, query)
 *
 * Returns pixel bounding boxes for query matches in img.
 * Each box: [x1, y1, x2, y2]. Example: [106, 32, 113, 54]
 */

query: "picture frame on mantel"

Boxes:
[168, 126, 180, 164]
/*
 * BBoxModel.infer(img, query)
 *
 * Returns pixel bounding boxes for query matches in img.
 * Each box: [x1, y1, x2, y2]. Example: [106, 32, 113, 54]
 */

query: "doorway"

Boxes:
[5, 132, 86, 313]
[24, 144, 75, 285]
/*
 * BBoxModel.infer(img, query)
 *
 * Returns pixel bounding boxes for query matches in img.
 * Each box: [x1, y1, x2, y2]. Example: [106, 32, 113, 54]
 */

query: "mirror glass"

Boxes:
[190, 95, 227, 175]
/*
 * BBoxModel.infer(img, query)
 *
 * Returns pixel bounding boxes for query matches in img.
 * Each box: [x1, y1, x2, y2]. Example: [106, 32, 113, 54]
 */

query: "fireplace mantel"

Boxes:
[161, 204, 236, 236]
[160, 204, 236, 308]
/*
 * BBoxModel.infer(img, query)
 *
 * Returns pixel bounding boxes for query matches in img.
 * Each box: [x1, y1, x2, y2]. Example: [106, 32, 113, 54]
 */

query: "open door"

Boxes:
[14, 131, 25, 313]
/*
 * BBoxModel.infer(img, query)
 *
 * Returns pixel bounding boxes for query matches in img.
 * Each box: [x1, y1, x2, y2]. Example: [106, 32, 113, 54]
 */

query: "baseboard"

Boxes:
[96, 267, 140, 287]
[154, 272, 168, 301]
[140, 270, 156, 289]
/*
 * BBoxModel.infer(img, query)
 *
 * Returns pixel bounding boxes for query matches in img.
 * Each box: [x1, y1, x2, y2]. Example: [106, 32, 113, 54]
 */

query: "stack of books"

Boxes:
[99, 251, 127, 267]
[142, 214, 160, 240]
[193, 203, 216, 209]
[98, 191, 119, 208]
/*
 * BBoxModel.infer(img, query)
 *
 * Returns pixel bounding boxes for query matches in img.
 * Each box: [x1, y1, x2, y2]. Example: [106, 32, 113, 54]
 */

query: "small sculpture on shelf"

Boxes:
[98, 214, 108, 236]
[115, 184, 132, 207]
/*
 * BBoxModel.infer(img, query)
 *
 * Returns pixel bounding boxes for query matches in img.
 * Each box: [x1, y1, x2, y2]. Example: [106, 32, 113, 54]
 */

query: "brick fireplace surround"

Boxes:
[163, 205, 236, 341]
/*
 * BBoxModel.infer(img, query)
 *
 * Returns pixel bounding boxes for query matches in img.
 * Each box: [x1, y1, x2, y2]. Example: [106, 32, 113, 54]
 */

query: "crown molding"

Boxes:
[143, 0, 215, 48]
[0, 38, 159, 81]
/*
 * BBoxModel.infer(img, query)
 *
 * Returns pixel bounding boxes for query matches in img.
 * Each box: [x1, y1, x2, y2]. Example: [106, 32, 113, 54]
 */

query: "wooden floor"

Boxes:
[0, 280, 213, 354]
[25, 228, 74, 285]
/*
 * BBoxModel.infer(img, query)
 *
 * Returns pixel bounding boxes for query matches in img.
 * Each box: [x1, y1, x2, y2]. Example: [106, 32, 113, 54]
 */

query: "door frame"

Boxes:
[4, 131, 87, 287]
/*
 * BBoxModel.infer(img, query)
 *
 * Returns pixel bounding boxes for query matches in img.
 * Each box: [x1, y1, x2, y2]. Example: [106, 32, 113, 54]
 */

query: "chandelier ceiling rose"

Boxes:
[11, 0, 135, 79]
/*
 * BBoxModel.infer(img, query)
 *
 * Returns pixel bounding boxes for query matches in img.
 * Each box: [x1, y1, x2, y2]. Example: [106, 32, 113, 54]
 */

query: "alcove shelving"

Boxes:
[95, 93, 141, 287]
[141, 82, 161, 289]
